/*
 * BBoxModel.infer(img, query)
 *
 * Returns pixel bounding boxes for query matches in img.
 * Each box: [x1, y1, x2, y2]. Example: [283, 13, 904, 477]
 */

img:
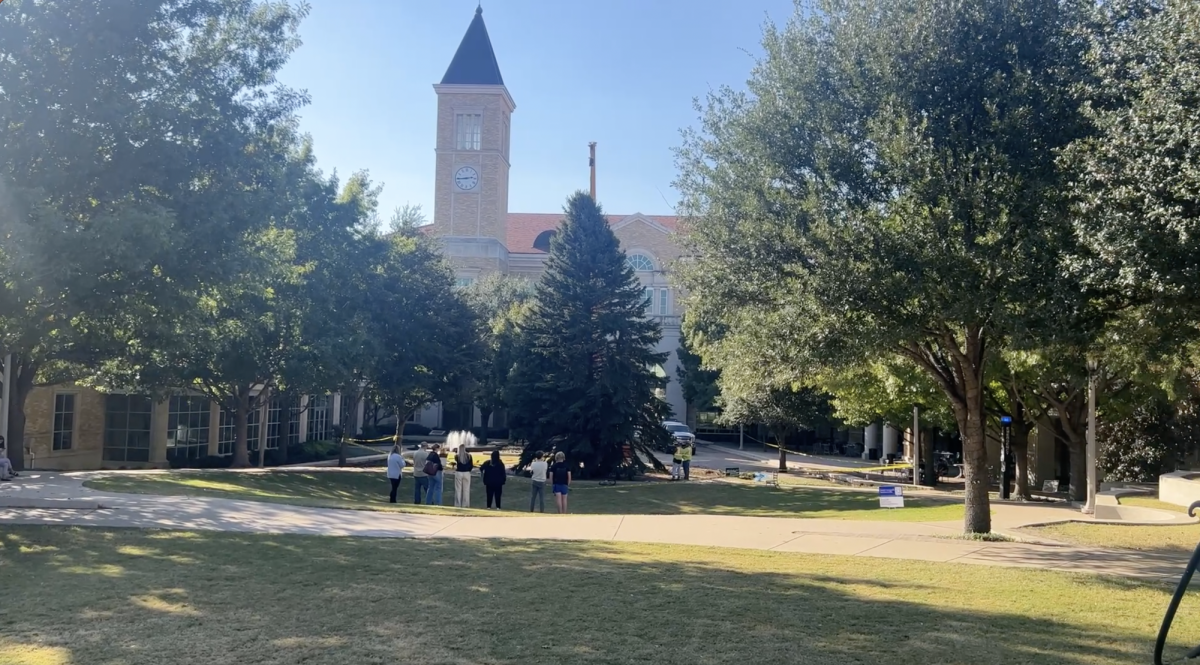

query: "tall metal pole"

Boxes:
[588, 142, 597, 201]
[0, 353, 10, 448]
[1084, 359, 1099, 514]
[912, 405, 920, 487]
[738, 423, 744, 451]
[1000, 416, 1012, 500]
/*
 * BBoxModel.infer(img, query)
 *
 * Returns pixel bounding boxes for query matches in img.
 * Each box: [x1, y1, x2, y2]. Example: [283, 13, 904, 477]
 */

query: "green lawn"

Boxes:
[83, 470, 965, 521]
[1024, 495, 1200, 554]
[1, 526, 1197, 664]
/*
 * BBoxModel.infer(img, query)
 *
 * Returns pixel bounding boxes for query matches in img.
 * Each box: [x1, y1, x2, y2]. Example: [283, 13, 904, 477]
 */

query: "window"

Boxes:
[642, 287, 671, 316]
[218, 409, 236, 456]
[627, 253, 655, 272]
[52, 393, 75, 451]
[532, 230, 556, 252]
[167, 396, 211, 461]
[247, 407, 261, 452]
[307, 395, 331, 442]
[455, 276, 475, 288]
[103, 395, 152, 462]
[455, 113, 482, 150]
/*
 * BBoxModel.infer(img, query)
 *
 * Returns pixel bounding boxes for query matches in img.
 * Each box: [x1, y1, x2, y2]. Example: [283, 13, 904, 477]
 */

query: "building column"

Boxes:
[331, 392, 342, 427]
[355, 397, 366, 437]
[150, 398, 170, 465]
[883, 424, 900, 457]
[207, 401, 221, 456]
[864, 422, 882, 460]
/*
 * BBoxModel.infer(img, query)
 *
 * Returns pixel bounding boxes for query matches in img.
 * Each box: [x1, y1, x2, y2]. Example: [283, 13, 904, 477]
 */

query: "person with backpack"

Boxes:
[386, 443, 406, 503]
[480, 450, 507, 510]
[453, 443, 475, 508]
[422, 443, 445, 506]
[410, 444, 431, 504]
[677, 440, 693, 481]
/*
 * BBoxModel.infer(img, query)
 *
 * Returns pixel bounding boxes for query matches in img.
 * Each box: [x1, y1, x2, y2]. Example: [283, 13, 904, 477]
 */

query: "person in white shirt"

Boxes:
[386, 444, 406, 504]
[0, 436, 15, 481]
[529, 451, 549, 513]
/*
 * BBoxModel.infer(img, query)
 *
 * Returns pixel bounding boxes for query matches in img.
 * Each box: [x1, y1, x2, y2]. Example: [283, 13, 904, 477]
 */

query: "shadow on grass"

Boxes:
[1, 525, 1197, 665]
[84, 471, 963, 521]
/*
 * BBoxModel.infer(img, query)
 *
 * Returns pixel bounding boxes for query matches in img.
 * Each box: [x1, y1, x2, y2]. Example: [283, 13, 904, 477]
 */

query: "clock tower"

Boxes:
[432, 6, 515, 277]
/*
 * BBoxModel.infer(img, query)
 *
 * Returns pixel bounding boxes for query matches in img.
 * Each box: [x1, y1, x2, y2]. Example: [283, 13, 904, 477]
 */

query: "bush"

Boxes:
[168, 454, 233, 470]
[1100, 397, 1196, 482]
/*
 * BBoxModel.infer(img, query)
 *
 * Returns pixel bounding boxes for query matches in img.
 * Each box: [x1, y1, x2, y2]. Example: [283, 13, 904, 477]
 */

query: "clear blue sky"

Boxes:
[277, 0, 798, 221]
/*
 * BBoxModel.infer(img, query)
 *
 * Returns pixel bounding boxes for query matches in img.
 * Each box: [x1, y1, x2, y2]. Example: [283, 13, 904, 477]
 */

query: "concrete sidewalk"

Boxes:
[0, 471, 1191, 581]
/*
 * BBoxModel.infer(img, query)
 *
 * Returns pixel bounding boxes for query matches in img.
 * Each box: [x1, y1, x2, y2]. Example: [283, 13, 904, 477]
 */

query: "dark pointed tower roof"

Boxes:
[441, 6, 505, 86]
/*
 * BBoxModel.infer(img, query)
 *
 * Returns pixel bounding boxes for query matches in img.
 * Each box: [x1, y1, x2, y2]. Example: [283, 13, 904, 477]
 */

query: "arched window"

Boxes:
[626, 253, 655, 272]
[533, 230, 556, 253]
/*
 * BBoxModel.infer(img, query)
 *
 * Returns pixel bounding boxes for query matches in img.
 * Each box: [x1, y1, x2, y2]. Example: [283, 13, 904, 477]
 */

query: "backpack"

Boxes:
[423, 454, 440, 477]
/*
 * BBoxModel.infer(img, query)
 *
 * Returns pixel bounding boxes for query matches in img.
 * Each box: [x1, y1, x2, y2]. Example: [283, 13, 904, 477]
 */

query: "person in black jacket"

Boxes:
[481, 450, 508, 510]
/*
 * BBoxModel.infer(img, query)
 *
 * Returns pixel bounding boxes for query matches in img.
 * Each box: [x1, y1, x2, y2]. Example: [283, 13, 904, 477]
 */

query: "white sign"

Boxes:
[879, 485, 905, 509]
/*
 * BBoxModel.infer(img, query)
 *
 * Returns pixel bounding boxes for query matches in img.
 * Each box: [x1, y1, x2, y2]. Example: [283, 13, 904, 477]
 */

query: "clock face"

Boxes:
[454, 166, 479, 191]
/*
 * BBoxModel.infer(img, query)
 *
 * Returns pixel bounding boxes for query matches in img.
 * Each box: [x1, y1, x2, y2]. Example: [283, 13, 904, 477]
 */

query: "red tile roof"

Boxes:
[506, 213, 678, 254]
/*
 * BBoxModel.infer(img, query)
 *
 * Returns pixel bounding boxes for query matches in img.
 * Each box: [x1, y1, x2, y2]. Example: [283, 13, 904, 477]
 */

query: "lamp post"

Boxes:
[1084, 358, 1099, 514]
[999, 415, 1012, 500]
[912, 405, 921, 487]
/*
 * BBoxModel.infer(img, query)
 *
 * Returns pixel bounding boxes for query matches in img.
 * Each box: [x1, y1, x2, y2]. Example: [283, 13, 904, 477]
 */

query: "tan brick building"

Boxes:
[416, 7, 691, 429]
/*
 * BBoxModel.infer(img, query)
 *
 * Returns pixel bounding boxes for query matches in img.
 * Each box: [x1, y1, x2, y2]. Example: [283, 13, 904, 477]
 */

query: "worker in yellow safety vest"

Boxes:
[675, 440, 693, 481]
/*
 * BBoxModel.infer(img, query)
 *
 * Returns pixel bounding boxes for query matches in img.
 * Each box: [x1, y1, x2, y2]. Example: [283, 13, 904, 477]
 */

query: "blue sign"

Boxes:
[1000, 416, 1012, 424]
[879, 485, 905, 508]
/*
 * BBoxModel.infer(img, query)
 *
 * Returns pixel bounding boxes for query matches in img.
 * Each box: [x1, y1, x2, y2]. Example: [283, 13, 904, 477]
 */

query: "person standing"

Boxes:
[386, 444, 406, 503]
[529, 451, 548, 512]
[481, 450, 507, 510]
[551, 451, 571, 514]
[0, 436, 16, 481]
[454, 444, 474, 508]
[679, 440, 693, 481]
[410, 444, 431, 504]
[671, 442, 684, 481]
[423, 444, 445, 506]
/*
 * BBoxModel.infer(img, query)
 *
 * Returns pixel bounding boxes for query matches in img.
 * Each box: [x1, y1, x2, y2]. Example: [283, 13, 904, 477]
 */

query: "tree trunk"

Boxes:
[7, 357, 37, 471]
[232, 388, 251, 468]
[479, 409, 492, 445]
[1010, 403, 1032, 501]
[337, 424, 347, 467]
[773, 428, 788, 472]
[921, 427, 936, 487]
[257, 395, 269, 468]
[1068, 437, 1086, 502]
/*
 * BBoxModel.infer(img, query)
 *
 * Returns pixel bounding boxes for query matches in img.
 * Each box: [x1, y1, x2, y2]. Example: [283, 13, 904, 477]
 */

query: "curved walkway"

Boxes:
[0, 471, 1191, 581]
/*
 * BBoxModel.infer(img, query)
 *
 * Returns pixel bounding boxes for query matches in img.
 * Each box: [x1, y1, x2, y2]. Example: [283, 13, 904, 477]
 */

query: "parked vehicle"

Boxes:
[663, 421, 697, 448]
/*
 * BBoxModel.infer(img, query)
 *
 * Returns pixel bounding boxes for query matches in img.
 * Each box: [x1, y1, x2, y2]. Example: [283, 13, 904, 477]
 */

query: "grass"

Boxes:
[1023, 494, 1200, 555]
[2, 525, 1198, 664]
[83, 470, 966, 521]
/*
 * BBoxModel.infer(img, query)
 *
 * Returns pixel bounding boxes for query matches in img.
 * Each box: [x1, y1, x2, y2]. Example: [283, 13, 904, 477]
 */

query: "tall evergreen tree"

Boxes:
[509, 192, 672, 476]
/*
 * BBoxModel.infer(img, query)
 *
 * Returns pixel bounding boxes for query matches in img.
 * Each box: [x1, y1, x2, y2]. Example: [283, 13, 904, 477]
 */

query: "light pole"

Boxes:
[912, 404, 921, 487]
[999, 415, 1012, 500]
[1084, 358, 1099, 514]
[738, 423, 744, 451]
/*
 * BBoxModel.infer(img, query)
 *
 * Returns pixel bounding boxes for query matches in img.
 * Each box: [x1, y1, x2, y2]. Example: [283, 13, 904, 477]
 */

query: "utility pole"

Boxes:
[739, 423, 744, 451]
[588, 142, 597, 201]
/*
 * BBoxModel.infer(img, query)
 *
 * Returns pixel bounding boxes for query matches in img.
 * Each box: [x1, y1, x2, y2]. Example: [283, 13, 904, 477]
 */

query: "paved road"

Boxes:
[0, 471, 1192, 581]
